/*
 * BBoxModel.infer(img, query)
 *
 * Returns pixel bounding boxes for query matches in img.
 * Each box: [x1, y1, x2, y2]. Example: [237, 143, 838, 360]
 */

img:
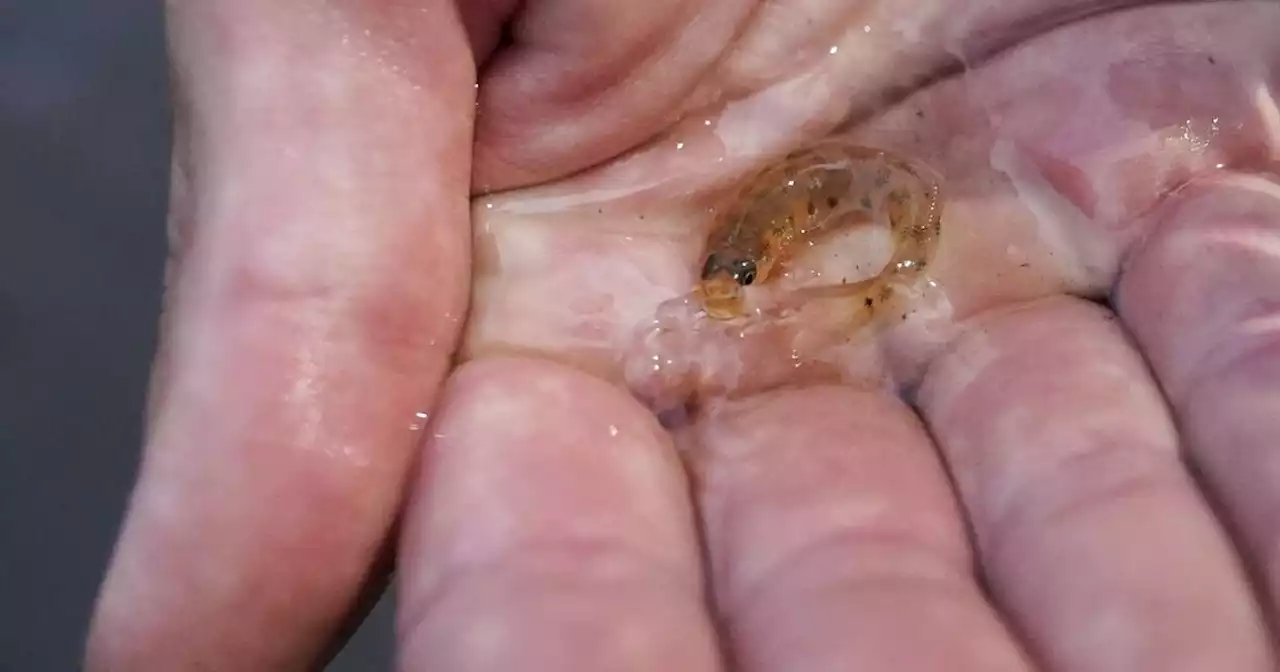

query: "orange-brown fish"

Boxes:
[696, 140, 942, 321]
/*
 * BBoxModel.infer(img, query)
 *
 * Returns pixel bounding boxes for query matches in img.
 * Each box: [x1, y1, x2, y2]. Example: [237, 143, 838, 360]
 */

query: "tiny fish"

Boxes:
[696, 140, 942, 322]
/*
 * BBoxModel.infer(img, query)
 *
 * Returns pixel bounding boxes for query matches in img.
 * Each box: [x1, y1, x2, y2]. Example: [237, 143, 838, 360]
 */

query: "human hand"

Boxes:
[89, 1, 1280, 670]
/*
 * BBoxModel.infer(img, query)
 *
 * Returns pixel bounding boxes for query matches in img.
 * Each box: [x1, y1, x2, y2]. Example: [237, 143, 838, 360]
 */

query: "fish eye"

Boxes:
[732, 259, 758, 286]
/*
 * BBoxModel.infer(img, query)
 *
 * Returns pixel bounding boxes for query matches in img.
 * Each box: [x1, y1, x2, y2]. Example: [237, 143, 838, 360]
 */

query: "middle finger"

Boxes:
[686, 386, 1033, 671]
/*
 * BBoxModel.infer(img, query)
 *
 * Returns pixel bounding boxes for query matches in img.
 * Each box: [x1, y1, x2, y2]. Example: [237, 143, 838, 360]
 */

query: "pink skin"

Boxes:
[87, 1, 1280, 671]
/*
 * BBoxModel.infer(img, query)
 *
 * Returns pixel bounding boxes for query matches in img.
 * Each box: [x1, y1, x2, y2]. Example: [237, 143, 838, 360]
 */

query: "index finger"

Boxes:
[87, 1, 476, 668]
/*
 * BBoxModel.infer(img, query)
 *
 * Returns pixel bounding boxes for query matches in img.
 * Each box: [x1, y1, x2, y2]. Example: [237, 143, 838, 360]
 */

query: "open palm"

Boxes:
[90, 1, 1280, 670]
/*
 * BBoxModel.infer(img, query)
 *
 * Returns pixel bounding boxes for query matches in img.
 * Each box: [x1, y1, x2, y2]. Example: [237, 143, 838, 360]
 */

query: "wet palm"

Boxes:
[459, 5, 1280, 667]
[90, 1, 1280, 671]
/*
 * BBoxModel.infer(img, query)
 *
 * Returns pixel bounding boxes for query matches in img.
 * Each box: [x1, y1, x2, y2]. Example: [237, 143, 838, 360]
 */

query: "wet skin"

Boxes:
[90, 1, 1280, 671]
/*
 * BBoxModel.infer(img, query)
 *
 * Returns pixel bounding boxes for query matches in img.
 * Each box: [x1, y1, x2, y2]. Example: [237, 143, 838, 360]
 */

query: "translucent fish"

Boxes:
[696, 139, 943, 324]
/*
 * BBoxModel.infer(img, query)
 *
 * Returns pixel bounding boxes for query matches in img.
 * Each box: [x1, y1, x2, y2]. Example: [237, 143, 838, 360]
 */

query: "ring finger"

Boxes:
[916, 297, 1274, 671]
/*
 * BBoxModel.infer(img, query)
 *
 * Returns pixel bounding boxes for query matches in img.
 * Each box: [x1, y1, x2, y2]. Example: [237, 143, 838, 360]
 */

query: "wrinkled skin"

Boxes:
[88, 1, 1280, 671]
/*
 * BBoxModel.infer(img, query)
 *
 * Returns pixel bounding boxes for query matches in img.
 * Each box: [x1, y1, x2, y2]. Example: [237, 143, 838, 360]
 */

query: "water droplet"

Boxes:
[828, 45, 839, 54]
[676, 142, 685, 150]
[863, 25, 872, 33]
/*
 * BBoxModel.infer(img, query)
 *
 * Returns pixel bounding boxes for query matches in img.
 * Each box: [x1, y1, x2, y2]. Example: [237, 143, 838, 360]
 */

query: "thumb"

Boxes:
[87, 0, 475, 668]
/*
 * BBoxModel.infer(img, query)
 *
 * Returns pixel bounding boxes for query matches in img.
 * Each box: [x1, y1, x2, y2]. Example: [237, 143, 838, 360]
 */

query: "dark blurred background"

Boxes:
[1, 2, 395, 669]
